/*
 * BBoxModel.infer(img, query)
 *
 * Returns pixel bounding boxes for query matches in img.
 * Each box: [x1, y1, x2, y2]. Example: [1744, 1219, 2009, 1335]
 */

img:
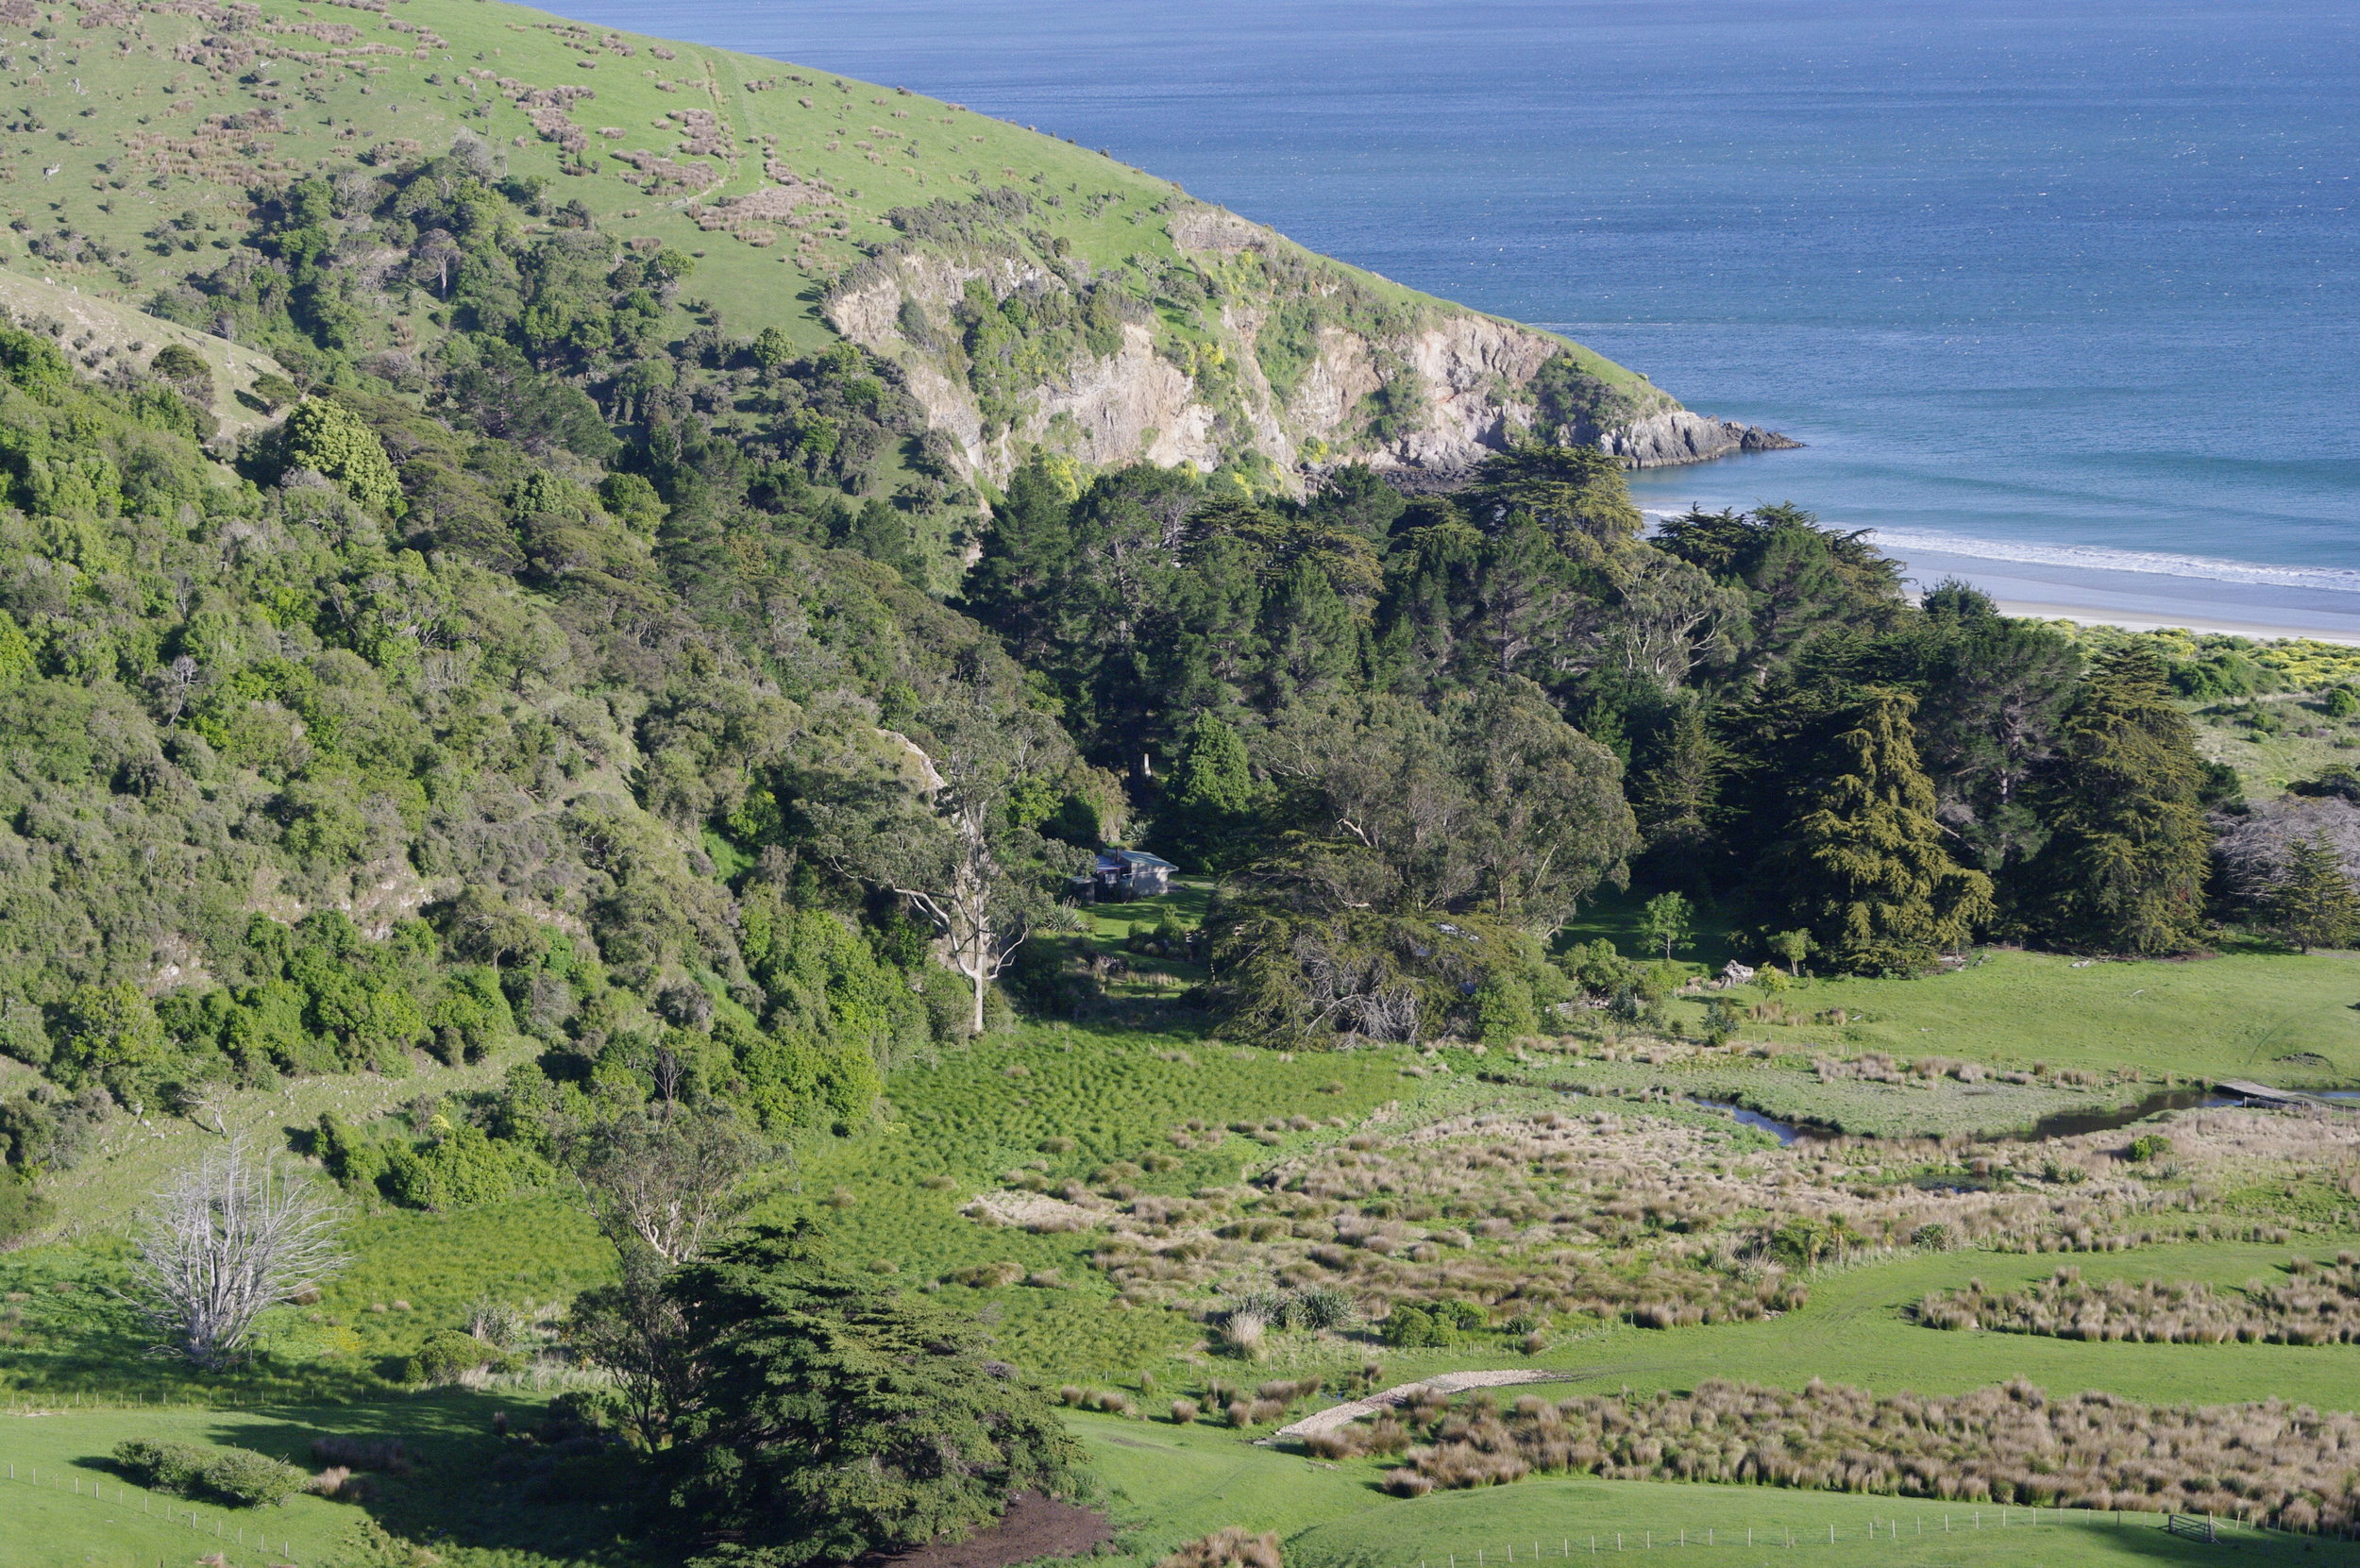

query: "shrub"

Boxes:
[1291, 1285, 1356, 1331]
[402, 1327, 495, 1385]
[115, 1439, 304, 1508]
[2127, 1133, 2172, 1163]
[114, 1439, 207, 1495]
[200, 1445, 308, 1508]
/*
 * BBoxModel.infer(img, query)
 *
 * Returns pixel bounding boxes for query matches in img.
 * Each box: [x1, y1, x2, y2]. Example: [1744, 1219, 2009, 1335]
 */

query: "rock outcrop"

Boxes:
[1596, 410, 1804, 468]
[824, 199, 1795, 491]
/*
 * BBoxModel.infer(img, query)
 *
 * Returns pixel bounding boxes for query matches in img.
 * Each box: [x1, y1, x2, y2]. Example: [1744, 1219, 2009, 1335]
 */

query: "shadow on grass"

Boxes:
[193, 1391, 659, 1564]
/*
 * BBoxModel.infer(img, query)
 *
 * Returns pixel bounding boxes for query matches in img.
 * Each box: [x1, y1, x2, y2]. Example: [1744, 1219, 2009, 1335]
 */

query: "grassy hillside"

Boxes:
[1, 0, 1671, 494]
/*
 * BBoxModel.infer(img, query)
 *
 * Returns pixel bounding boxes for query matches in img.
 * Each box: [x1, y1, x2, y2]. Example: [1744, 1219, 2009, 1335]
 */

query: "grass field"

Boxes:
[0, 1395, 632, 1568]
[10, 790, 2360, 1559]
[1562, 886, 2360, 1097]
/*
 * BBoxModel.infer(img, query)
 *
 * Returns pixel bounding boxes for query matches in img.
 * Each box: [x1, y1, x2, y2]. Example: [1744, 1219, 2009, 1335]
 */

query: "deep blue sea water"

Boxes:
[557, 1, 2360, 627]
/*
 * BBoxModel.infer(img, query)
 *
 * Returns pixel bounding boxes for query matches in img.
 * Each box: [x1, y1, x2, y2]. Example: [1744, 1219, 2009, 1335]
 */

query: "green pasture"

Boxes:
[0, 1394, 627, 1568]
[1708, 947, 2360, 1084]
[1566, 890, 2360, 1092]
[1058, 1238, 2360, 1414]
[1508, 1240, 2360, 1413]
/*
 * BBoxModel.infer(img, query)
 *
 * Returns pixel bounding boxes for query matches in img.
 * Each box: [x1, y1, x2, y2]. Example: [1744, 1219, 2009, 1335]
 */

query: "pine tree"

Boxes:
[2267, 835, 2358, 953]
[2032, 646, 2214, 953]
[1632, 692, 1723, 861]
[1161, 711, 1261, 871]
[1774, 690, 1994, 974]
[962, 454, 1074, 664]
[664, 1223, 1087, 1566]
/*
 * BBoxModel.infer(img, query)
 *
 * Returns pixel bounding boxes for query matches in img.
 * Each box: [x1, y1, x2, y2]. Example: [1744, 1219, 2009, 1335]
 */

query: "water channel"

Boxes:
[1681, 1087, 2360, 1147]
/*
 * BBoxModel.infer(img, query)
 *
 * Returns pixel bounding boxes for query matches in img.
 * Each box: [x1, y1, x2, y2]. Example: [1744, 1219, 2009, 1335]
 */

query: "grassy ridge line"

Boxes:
[458, 0, 1655, 375]
[0, 268, 287, 431]
[4, 0, 1659, 491]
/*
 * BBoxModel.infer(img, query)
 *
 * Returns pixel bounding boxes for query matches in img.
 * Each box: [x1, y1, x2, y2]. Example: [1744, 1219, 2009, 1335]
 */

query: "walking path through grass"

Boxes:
[1273, 1371, 1569, 1442]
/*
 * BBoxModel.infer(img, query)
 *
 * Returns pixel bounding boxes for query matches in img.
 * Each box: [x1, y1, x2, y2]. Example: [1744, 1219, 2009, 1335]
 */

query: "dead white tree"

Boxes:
[129, 1138, 347, 1369]
[802, 687, 1060, 1036]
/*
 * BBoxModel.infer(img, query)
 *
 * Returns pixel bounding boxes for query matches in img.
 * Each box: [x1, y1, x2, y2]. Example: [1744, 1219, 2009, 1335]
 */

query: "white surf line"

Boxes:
[1267, 1369, 1573, 1443]
[1634, 510, 2360, 598]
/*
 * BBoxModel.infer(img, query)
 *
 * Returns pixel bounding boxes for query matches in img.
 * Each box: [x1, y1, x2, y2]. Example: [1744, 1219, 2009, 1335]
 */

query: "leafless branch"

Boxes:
[128, 1138, 347, 1369]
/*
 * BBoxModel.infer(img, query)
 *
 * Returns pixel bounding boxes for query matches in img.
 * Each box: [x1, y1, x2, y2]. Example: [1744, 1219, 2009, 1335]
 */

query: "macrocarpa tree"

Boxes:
[2267, 834, 2359, 953]
[1773, 689, 1993, 974]
[662, 1222, 1089, 1565]
[2031, 646, 2214, 954]
[129, 1137, 346, 1369]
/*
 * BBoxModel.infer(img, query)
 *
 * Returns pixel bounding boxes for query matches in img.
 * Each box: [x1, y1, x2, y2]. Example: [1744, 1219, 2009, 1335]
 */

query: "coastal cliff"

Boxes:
[9, 0, 1791, 500]
[824, 199, 1792, 491]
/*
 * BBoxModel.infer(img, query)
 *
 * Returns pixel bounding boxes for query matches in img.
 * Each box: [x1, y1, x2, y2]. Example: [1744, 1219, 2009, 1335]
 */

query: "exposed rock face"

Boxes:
[823, 201, 1797, 489]
[1597, 411, 1805, 468]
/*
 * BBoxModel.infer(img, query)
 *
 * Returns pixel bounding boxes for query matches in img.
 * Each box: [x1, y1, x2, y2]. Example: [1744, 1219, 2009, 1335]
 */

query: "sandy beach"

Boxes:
[1882, 544, 2360, 645]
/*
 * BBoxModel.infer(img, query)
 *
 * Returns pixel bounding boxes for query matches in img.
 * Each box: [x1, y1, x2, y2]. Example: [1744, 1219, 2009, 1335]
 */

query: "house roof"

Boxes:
[1096, 849, 1177, 871]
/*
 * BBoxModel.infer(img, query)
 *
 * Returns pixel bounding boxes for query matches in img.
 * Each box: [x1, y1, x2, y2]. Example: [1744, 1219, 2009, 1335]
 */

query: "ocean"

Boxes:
[554, 0, 2360, 633]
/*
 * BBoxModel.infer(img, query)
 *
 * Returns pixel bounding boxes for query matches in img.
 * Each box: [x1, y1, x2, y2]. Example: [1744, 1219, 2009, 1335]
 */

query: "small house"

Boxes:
[1082, 849, 1176, 902]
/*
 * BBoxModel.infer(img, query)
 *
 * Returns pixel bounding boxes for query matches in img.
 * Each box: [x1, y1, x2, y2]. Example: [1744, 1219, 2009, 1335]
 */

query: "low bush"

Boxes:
[114, 1439, 304, 1508]
[401, 1327, 497, 1385]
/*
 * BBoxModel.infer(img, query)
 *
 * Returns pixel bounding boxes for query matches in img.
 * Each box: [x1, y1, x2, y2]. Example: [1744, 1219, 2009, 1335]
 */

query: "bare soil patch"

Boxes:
[876, 1492, 1114, 1568]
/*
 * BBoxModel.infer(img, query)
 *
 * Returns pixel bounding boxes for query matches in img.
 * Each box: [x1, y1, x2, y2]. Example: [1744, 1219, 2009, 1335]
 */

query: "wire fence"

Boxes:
[4, 1458, 304, 1565]
[0, 1360, 612, 1414]
[1409, 1506, 2271, 1560]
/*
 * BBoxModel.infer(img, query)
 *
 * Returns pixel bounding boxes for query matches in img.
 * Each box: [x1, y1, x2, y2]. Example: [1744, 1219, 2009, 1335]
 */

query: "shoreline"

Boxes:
[1881, 545, 2360, 646]
[1985, 601, 2360, 647]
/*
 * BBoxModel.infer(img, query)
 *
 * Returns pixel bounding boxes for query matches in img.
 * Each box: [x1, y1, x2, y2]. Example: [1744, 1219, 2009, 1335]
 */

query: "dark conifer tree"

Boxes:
[2267, 835, 2358, 953]
[1159, 711, 1262, 871]
[2031, 646, 2214, 954]
[1772, 689, 1994, 973]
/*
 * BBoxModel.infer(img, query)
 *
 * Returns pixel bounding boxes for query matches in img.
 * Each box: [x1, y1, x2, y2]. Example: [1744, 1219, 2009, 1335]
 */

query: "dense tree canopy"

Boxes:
[0, 126, 2303, 1203]
[663, 1224, 1088, 1567]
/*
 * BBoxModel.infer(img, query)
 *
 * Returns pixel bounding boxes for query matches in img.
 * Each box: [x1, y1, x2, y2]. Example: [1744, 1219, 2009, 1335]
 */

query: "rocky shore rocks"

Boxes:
[1597, 410, 1804, 467]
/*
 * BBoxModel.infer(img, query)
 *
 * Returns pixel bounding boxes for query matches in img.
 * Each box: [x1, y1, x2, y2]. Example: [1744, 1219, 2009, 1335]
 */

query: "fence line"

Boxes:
[3, 1460, 301, 1564]
[1408, 1505, 2268, 1560]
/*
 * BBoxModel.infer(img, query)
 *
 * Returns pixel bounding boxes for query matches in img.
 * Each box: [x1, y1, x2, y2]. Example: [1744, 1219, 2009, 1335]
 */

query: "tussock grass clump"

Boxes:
[1075, 1102, 2360, 1342]
[1328, 1379, 2360, 1533]
[1158, 1527, 1281, 1568]
[1057, 1385, 1137, 1416]
[1918, 1255, 2360, 1343]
